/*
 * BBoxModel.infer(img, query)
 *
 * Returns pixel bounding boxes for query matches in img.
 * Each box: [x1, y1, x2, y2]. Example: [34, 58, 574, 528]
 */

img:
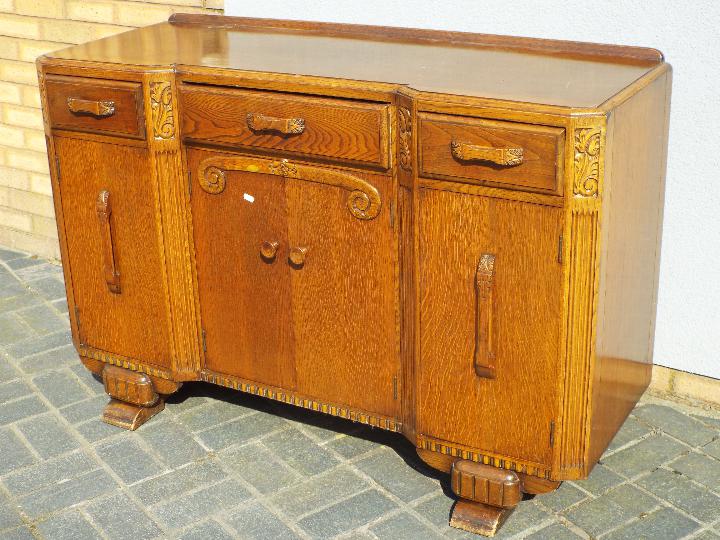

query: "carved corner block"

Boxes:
[101, 364, 164, 430]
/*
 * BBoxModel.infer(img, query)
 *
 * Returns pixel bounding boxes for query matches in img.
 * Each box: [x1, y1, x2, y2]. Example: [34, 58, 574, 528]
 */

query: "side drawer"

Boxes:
[419, 113, 564, 195]
[180, 85, 390, 168]
[45, 75, 145, 139]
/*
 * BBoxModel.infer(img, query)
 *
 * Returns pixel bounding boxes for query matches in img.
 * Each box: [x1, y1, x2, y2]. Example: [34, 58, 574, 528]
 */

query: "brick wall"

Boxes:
[0, 0, 223, 259]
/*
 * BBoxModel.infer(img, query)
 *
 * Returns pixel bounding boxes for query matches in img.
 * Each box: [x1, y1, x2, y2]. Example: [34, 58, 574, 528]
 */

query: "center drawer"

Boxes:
[179, 85, 390, 168]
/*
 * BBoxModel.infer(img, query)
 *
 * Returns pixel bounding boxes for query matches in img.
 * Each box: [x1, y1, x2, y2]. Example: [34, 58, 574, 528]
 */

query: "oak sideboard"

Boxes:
[37, 14, 671, 536]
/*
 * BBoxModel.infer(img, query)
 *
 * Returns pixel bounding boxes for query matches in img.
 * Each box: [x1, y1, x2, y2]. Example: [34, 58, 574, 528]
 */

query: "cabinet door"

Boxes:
[55, 137, 172, 367]
[189, 148, 296, 389]
[418, 188, 563, 466]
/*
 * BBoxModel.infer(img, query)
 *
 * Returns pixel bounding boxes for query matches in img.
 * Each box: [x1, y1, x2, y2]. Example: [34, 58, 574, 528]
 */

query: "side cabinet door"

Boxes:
[56, 137, 172, 368]
[286, 171, 400, 419]
[418, 188, 563, 467]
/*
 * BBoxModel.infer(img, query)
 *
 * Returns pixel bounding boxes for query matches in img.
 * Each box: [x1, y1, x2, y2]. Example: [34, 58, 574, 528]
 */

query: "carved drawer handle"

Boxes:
[246, 112, 305, 135]
[474, 253, 496, 379]
[288, 246, 308, 267]
[67, 97, 115, 118]
[96, 190, 121, 294]
[260, 240, 280, 260]
[451, 140, 523, 166]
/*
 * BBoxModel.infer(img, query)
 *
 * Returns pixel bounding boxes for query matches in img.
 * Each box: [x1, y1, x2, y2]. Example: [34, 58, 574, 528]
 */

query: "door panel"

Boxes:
[418, 188, 562, 466]
[189, 148, 296, 389]
[56, 137, 171, 367]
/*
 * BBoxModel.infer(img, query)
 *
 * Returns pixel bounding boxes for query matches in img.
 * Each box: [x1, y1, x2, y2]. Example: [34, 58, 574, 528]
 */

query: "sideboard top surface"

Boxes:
[43, 15, 663, 109]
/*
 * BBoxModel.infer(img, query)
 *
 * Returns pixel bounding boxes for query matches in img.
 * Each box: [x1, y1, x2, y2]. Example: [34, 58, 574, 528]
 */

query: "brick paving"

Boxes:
[0, 245, 719, 540]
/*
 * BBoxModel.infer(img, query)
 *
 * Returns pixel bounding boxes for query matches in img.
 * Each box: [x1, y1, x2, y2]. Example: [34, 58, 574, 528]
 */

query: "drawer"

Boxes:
[180, 85, 390, 167]
[419, 113, 565, 195]
[45, 76, 145, 139]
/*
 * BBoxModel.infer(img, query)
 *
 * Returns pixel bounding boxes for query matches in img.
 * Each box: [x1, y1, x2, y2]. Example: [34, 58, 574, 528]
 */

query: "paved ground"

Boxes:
[0, 245, 719, 540]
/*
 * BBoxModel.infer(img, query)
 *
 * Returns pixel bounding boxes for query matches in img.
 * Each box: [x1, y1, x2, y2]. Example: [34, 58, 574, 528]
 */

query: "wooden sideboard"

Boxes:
[37, 15, 671, 536]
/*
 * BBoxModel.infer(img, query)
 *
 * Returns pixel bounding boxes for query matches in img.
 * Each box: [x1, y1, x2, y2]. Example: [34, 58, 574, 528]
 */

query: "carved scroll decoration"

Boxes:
[573, 128, 601, 197]
[197, 156, 382, 220]
[398, 106, 412, 172]
[149, 82, 174, 139]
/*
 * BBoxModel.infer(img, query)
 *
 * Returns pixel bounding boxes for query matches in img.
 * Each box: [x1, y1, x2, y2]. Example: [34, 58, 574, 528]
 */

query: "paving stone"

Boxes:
[371, 511, 443, 540]
[226, 501, 300, 539]
[703, 439, 720, 461]
[69, 363, 105, 394]
[692, 415, 720, 431]
[4, 451, 97, 495]
[356, 448, 438, 502]
[1, 526, 35, 540]
[138, 418, 207, 468]
[222, 442, 301, 494]
[5, 257, 43, 271]
[131, 458, 227, 505]
[198, 411, 287, 450]
[0, 395, 47, 425]
[634, 404, 717, 447]
[37, 510, 100, 540]
[575, 463, 624, 495]
[326, 433, 379, 459]
[59, 395, 108, 424]
[670, 452, 720, 492]
[296, 413, 354, 442]
[0, 496, 23, 531]
[164, 393, 209, 415]
[0, 380, 31, 404]
[603, 434, 687, 478]
[178, 520, 235, 540]
[97, 438, 166, 484]
[27, 276, 66, 301]
[536, 482, 588, 512]
[86, 492, 162, 540]
[0, 313, 33, 345]
[152, 478, 250, 528]
[4, 331, 72, 360]
[33, 369, 92, 407]
[604, 506, 700, 540]
[263, 427, 339, 476]
[76, 418, 125, 443]
[605, 416, 653, 454]
[298, 489, 397, 537]
[691, 531, 720, 539]
[0, 291, 42, 313]
[492, 502, 554, 540]
[15, 304, 67, 336]
[0, 360, 20, 382]
[176, 399, 257, 432]
[412, 492, 454, 530]
[17, 344, 77, 374]
[51, 298, 69, 313]
[638, 469, 720, 522]
[0, 248, 27, 261]
[17, 413, 81, 458]
[525, 522, 582, 539]
[564, 484, 658, 537]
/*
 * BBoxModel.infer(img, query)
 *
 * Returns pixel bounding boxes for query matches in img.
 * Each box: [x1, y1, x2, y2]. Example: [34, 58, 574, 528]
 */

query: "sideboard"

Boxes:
[37, 14, 671, 536]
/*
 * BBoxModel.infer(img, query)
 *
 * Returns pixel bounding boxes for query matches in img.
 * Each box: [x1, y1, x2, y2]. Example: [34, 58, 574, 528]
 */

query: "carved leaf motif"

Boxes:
[150, 82, 174, 140]
[268, 159, 299, 178]
[573, 127, 602, 197]
[398, 107, 412, 172]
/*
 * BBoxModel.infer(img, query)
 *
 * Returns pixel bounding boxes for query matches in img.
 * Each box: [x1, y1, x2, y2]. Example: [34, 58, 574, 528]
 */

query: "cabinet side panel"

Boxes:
[588, 72, 672, 467]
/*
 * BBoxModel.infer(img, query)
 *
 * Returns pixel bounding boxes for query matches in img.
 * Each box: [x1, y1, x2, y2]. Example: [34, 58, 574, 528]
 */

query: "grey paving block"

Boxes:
[37, 510, 100, 540]
[492, 502, 554, 540]
[131, 458, 227, 505]
[178, 520, 235, 540]
[69, 363, 104, 394]
[296, 413, 353, 442]
[17, 344, 77, 374]
[603, 434, 687, 478]
[18, 468, 118, 518]
[197, 412, 286, 450]
[33, 369, 92, 407]
[638, 469, 720, 522]
[269, 465, 371, 519]
[27, 276, 66, 301]
[0, 313, 33, 345]
[692, 415, 720, 431]
[326, 433, 379, 459]
[86, 492, 162, 540]
[691, 531, 720, 539]
[96, 438, 166, 484]
[0, 395, 47, 425]
[4, 330, 72, 360]
[5, 257, 43, 271]
[525, 522, 582, 539]
[0, 380, 31, 404]
[412, 492, 454, 530]
[564, 484, 658, 537]
[670, 452, 720, 491]
[222, 442, 301, 494]
[152, 478, 250, 528]
[164, 393, 209, 415]
[59, 395, 108, 424]
[0, 359, 20, 382]
[76, 418, 124, 443]
[0, 526, 35, 540]
[298, 489, 397, 538]
[4, 450, 97, 495]
[536, 481, 587, 512]
[605, 416, 653, 454]
[176, 399, 257, 432]
[0, 496, 23, 531]
[355, 448, 438, 503]
[263, 427, 339, 476]
[634, 404, 717, 447]
[15, 304, 67, 336]
[138, 419, 207, 468]
[604, 506, 700, 540]
[371, 511, 443, 540]
[17, 413, 81, 458]
[225, 501, 300, 539]
[575, 463, 624, 495]
[0, 247, 27, 262]
[0, 291, 42, 314]
[703, 439, 720, 461]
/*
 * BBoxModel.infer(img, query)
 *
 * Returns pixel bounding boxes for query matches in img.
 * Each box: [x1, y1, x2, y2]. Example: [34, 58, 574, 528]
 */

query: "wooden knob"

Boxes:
[260, 240, 279, 260]
[288, 246, 308, 266]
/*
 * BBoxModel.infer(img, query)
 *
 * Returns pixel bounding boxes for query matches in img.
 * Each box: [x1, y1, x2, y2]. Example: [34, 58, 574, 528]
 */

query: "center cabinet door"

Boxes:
[189, 148, 399, 419]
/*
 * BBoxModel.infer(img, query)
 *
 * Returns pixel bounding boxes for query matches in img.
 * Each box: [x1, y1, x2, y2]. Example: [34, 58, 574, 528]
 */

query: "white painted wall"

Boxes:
[226, 0, 720, 379]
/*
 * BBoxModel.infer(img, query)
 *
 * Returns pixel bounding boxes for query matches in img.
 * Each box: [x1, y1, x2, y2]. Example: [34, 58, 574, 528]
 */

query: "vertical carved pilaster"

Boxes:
[398, 106, 412, 172]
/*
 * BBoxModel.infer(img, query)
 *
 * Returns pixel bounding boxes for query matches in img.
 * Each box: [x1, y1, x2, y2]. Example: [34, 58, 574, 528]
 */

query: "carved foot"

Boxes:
[102, 398, 165, 430]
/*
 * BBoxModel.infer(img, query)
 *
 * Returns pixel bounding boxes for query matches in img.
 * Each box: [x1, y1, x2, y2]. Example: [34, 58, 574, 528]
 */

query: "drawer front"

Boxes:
[46, 76, 144, 139]
[180, 86, 390, 167]
[419, 113, 564, 195]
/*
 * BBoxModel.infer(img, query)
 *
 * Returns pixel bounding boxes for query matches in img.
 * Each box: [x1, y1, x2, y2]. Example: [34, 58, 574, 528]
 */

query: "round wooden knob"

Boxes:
[288, 246, 308, 266]
[260, 240, 279, 260]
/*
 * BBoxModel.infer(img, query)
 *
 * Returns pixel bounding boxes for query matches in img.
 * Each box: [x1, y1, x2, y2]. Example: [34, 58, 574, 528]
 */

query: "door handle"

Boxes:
[67, 97, 115, 118]
[451, 140, 523, 166]
[474, 253, 496, 378]
[246, 112, 305, 135]
[96, 190, 121, 294]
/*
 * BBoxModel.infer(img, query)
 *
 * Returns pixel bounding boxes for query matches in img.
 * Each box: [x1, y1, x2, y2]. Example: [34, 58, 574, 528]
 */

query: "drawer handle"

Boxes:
[451, 140, 523, 166]
[474, 253, 496, 379]
[67, 98, 116, 118]
[288, 246, 308, 267]
[96, 190, 121, 294]
[246, 112, 305, 135]
[260, 240, 280, 260]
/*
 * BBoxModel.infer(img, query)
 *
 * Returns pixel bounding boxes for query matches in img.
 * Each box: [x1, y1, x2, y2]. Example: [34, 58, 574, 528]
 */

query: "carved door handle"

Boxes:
[246, 112, 305, 135]
[474, 253, 496, 379]
[451, 140, 523, 166]
[260, 240, 280, 260]
[67, 97, 115, 118]
[96, 190, 121, 294]
[288, 246, 308, 267]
